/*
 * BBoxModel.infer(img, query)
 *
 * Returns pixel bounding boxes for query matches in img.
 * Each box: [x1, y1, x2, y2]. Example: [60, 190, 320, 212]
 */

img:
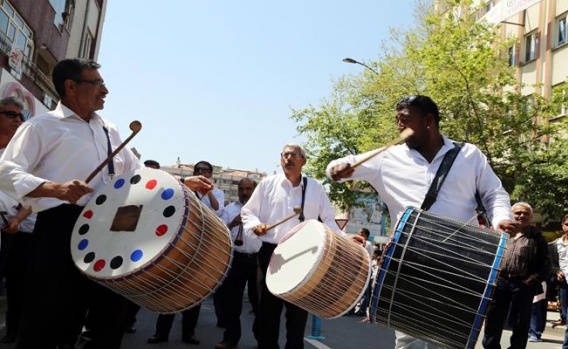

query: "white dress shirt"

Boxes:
[326, 135, 513, 230]
[195, 187, 224, 217]
[0, 102, 141, 212]
[241, 173, 343, 244]
[221, 200, 262, 254]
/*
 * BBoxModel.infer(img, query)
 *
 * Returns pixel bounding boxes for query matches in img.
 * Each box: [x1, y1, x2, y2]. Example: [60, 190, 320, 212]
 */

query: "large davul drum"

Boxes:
[266, 219, 371, 318]
[71, 168, 232, 313]
[371, 207, 507, 349]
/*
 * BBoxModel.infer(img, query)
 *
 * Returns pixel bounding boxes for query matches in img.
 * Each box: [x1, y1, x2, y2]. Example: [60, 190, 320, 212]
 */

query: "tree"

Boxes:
[291, 0, 568, 223]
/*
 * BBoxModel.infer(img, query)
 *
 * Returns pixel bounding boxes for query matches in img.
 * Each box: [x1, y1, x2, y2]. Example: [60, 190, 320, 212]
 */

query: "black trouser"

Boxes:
[216, 251, 259, 344]
[4, 231, 34, 338]
[482, 277, 535, 349]
[153, 304, 200, 339]
[257, 242, 308, 349]
[15, 205, 129, 349]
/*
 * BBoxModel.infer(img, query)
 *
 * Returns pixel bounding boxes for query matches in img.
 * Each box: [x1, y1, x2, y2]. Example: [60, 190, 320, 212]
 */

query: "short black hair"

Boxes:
[194, 160, 213, 173]
[359, 228, 370, 238]
[396, 95, 440, 125]
[143, 159, 160, 169]
[52, 59, 101, 99]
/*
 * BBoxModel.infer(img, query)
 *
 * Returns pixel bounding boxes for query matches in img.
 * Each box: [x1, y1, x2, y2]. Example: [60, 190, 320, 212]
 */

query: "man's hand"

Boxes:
[253, 224, 268, 236]
[56, 180, 94, 204]
[229, 215, 242, 229]
[182, 176, 213, 195]
[496, 219, 521, 236]
[1, 217, 20, 234]
[330, 164, 354, 182]
[351, 235, 366, 246]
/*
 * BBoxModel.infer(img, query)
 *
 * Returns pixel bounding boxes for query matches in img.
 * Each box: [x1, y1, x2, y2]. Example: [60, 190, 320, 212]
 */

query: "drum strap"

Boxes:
[298, 177, 307, 222]
[102, 126, 115, 178]
[421, 143, 489, 226]
[421, 143, 463, 211]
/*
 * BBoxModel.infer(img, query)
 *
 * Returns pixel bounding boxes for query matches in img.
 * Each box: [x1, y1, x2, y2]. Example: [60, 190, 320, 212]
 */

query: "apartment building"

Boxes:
[161, 162, 268, 205]
[477, 0, 567, 119]
[0, 0, 106, 118]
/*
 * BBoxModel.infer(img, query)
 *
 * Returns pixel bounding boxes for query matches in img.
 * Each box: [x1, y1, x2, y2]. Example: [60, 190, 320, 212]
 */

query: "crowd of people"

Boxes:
[0, 58, 566, 349]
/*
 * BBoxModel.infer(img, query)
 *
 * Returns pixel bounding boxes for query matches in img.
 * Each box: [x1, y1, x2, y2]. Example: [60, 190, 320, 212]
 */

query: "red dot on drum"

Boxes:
[83, 210, 93, 219]
[93, 259, 106, 272]
[156, 224, 168, 236]
[146, 179, 158, 190]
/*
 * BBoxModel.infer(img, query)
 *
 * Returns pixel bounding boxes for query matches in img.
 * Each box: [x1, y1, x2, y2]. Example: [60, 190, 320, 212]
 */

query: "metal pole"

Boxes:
[306, 314, 325, 340]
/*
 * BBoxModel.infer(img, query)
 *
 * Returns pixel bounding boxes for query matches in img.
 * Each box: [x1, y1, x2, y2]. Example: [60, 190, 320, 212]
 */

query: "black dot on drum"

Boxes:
[163, 205, 175, 217]
[78, 224, 90, 235]
[95, 195, 107, 205]
[110, 256, 123, 269]
[84, 252, 95, 263]
[130, 174, 142, 184]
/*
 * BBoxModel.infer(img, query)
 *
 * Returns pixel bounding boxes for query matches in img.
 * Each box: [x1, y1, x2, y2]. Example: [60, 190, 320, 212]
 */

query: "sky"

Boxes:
[96, 1, 417, 175]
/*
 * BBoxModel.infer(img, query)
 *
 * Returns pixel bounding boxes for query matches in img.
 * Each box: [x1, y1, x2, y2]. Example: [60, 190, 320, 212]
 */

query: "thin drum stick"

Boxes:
[350, 128, 414, 169]
[266, 206, 302, 231]
[85, 121, 142, 184]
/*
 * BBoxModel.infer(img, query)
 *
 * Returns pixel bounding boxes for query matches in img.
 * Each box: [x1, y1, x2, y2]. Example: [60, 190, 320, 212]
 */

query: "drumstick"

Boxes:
[266, 206, 302, 231]
[85, 121, 142, 184]
[350, 128, 414, 169]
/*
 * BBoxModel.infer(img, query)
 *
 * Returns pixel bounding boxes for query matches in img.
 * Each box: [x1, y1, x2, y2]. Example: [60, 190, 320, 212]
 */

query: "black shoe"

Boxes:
[147, 335, 168, 344]
[0, 334, 16, 343]
[181, 335, 200, 345]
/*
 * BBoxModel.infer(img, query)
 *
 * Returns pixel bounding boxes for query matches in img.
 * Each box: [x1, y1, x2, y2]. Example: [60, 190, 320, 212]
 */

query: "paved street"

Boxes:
[1, 296, 566, 348]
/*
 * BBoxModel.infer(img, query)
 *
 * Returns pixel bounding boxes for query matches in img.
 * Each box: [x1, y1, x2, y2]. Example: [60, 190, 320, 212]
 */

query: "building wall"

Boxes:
[66, 0, 106, 60]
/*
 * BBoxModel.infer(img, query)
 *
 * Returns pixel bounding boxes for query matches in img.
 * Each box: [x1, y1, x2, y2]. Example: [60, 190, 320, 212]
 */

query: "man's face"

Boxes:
[396, 106, 430, 149]
[0, 104, 24, 139]
[238, 181, 255, 204]
[71, 68, 108, 113]
[280, 146, 306, 175]
[562, 219, 568, 234]
[193, 163, 213, 179]
[512, 206, 532, 227]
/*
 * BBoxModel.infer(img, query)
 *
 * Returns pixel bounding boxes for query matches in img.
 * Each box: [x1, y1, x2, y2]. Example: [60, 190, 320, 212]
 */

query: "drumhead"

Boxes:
[266, 219, 326, 296]
[71, 168, 189, 279]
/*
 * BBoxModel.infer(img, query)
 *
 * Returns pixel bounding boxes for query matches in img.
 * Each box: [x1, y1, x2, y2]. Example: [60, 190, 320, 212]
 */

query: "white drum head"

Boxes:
[71, 168, 188, 279]
[266, 219, 327, 296]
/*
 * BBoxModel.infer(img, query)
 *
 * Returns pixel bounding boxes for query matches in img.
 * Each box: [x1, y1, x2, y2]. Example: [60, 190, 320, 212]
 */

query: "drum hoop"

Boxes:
[466, 231, 507, 348]
[371, 207, 414, 323]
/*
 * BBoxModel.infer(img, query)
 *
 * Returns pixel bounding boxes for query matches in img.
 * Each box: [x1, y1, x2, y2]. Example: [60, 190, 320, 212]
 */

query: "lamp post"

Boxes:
[342, 57, 380, 76]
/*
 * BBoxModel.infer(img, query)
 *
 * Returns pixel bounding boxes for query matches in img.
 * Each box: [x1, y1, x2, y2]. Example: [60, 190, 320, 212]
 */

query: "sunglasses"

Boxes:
[0, 110, 24, 121]
[194, 167, 211, 173]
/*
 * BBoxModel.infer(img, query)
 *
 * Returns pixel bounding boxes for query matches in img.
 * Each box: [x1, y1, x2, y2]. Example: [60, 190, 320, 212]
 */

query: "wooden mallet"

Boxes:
[266, 206, 302, 231]
[85, 121, 142, 184]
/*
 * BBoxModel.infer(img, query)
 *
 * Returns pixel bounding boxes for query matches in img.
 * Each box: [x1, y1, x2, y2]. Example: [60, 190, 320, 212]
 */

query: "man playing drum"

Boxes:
[0, 59, 212, 349]
[327, 95, 519, 349]
[242, 143, 351, 349]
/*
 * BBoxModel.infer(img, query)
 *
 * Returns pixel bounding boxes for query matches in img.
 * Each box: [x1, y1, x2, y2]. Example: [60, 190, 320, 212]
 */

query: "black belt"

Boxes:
[500, 272, 527, 279]
[235, 251, 258, 257]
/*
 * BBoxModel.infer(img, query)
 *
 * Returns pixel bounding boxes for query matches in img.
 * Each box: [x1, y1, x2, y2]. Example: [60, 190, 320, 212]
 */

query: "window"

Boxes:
[524, 31, 539, 62]
[508, 44, 517, 67]
[558, 13, 567, 47]
[0, 2, 33, 60]
[80, 31, 92, 59]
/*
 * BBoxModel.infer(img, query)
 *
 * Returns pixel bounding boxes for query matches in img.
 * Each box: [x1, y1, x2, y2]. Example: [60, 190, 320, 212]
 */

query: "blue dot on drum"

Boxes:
[78, 239, 89, 250]
[130, 174, 142, 184]
[84, 251, 95, 263]
[78, 224, 90, 235]
[162, 188, 174, 200]
[95, 195, 107, 205]
[110, 256, 123, 269]
[131, 249, 143, 262]
[163, 205, 175, 218]
[114, 178, 125, 189]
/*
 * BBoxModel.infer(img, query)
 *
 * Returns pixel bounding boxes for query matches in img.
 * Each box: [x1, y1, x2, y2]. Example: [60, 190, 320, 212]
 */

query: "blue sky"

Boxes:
[97, 1, 416, 174]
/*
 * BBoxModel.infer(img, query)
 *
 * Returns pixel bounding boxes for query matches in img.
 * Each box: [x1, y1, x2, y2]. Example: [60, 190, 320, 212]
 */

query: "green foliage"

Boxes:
[291, 0, 568, 222]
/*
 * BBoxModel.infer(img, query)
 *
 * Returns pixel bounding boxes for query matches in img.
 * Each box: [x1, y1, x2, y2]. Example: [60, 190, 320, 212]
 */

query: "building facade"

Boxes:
[0, 0, 106, 118]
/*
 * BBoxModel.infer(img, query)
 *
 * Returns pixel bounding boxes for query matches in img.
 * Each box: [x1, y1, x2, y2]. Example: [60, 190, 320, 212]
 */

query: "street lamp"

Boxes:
[342, 57, 380, 76]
